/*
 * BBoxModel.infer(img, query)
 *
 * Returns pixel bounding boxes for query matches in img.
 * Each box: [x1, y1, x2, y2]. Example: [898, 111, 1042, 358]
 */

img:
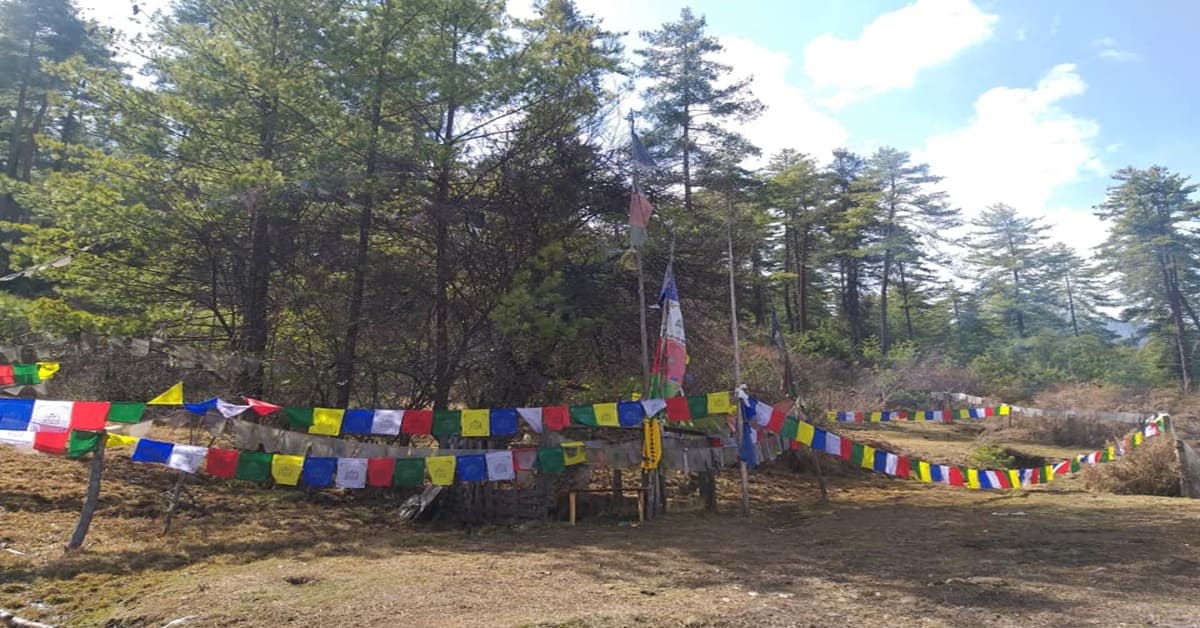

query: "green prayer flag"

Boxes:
[67, 430, 102, 459]
[1070, 459, 1081, 473]
[284, 407, 314, 430]
[850, 443, 865, 466]
[12, 364, 40, 385]
[235, 451, 273, 482]
[393, 458, 425, 486]
[781, 416, 800, 441]
[537, 446, 565, 473]
[686, 394, 709, 420]
[107, 402, 146, 424]
[569, 405, 597, 427]
[432, 410, 462, 436]
[1038, 466, 1049, 483]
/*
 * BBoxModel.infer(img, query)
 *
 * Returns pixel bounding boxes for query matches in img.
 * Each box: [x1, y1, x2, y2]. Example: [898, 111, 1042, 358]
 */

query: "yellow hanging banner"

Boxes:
[641, 419, 662, 470]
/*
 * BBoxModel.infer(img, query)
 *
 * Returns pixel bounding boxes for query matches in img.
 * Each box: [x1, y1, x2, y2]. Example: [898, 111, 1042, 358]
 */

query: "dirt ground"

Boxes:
[3, 420, 1200, 627]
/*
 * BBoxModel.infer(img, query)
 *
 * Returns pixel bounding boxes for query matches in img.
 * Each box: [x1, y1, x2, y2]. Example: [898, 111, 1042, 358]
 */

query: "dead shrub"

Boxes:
[991, 415, 1130, 448]
[1082, 437, 1180, 496]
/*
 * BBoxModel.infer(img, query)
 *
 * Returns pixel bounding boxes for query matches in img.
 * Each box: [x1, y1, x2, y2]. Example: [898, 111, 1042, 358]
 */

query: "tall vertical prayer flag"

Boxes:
[650, 261, 687, 398]
[147, 382, 184, 405]
[631, 128, 657, 171]
[629, 181, 656, 247]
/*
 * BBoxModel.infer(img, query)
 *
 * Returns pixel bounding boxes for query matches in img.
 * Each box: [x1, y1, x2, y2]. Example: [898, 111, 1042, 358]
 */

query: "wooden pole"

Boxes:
[66, 431, 106, 551]
[635, 248, 651, 397]
[727, 192, 750, 517]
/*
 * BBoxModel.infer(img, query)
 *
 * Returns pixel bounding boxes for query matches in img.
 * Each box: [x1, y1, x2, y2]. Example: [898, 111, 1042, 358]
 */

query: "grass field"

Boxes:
[3, 418, 1199, 627]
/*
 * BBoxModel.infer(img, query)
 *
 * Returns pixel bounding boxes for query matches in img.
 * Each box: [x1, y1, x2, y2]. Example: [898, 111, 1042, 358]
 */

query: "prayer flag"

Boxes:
[132, 438, 174, 464]
[593, 403, 620, 427]
[166, 445, 207, 473]
[461, 409, 490, 437]
[456, 454, 487, 482]
[811, 427, 826, 452]
[839, 437, 853, 460]
[402, 409, 433, 435]
[106, 433, 139, 447]
[617, 401, 644, 427]
[516, 407, 544, 433]
[797, 421, 815, 447]
[0, 429, 35, 448]
[629, 181, 655, 247]
[686, 395, 709, 420]
[234, 451, 272, 482]
[917, 461, 933, 483]
[245, 397, 282, 416]
[543, 406, 570, 431]
[12, 364, 39, 385]
[766, 406, 787, 433]
[67, 430, 102, 459]
[71, 401, 111, 431]
[631, 128, 657, 170]
[371, 409, 403, 436]
[664, 396, 691, 422]
[486, 451, 515, 481]
[513, 448, 538, 471]
[147, 382, 184, 406]
[184, 397, 218, 415]
[107, 402, 146, 424]
[271, 454, 305, 486]
[570, 404, 598, 427]
[215, 399, 250, 418]
[341, 409, 374, 435]
[393, 458, 426, 486]
[562, 441, 586, 466]
[1007, 469, 1021, 488]
[640, 398, 667, 418]
[36, 362, 60, 380]
[895, 456, 911, 479]
[284, 407, 315, 431]
[335, 458, 368, 489]
[426, 455, 456, 485]
[739, 416, 757, 468]
[999, 404, 1010, 416]
[205, 448, 240, 478]
[707, 392, 734, 415]
[850, 444, 866, 467]
[0, 365, 12, 386]
[650, 261, 687, 397]
[823, 432, 841, 457]
[489, 408, 519, 435]
[967, 468, 981, 490]
[309, 407, 345, 436]
[302, 457, 337, 487]
[781, 416, 800, 441]
[884, 452, 899, 475]
[432, 410, 461, 436]
[33, 430, 68, 455]
[30, 400, 73, 432]
[538, 446, 565, 473]
[0, 398, 34, 430]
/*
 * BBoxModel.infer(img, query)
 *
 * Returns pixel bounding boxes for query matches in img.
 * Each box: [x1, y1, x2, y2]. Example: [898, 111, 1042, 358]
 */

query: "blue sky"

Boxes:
[79, 0, 1200, 254]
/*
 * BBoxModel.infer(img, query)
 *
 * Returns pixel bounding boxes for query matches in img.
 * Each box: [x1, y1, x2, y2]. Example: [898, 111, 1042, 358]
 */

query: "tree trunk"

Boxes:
[0, 36, 36, 223]
[1065, 274, 1079, 336]
[681, 103, 692, 213]
[335, 24, 390, 408]
[798, 225, 810, 334]
[898, 261, 914, 341]
[879, 248, 891, 355]
[433, 35, 460, 411]
[1158, 249, 1191, 391]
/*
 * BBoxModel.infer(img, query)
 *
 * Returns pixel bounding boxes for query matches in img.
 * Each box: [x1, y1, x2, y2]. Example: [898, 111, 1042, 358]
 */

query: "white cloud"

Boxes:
[1043, 207, 1109, 254]
[717, 37, 848, 162]
[1092, 36, 1140, 62]
[916, 64, 1105, 253]
[803, 0, 998, 106]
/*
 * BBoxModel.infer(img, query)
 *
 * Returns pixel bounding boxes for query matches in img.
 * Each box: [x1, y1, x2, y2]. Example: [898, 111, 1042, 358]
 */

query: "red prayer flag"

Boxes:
[512, 448, 537, 470]
[70, 401, 111, 431]
[839, 438, 853, 460]
[33, 430, 69, 455]
[896, 456, 911, 479]
[665, 397, 691, 422]
[0, 365, 13, 386]
[984, 406, 996, 417]
[542, 406, 569, 431]
[629, 182, 654, 229]
[896, 411, 909, 421]
[993, 470, 1011, 489]
[401, 409, 433, 435]
[245, 397, 282, 416]
[1028, 469, 1039, 485]
[854, 412, 865, 423]
[206, 448, 240, 478]
[948, 466, 965, 487]
[790, 439, 801, 450]
[767, 407, 787, 433]
[367, 458, 395, 487]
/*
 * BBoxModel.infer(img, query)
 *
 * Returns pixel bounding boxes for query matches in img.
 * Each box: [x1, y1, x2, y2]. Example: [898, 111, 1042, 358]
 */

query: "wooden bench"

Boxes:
[568, 487, 648, 525]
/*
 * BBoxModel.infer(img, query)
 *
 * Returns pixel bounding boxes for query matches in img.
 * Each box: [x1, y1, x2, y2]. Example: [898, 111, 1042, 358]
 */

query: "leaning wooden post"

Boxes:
[66, 431, 106, 551]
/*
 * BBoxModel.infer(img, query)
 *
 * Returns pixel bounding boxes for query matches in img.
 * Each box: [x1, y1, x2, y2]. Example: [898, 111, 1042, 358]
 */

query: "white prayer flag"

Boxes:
[166, 444, 207, 473]
[485, 451, 515, 481]
[30, 400, 73, 432]
[516, 407, 543, 433]
[370, 409, 403, 436]
[335, 458, 368, 489]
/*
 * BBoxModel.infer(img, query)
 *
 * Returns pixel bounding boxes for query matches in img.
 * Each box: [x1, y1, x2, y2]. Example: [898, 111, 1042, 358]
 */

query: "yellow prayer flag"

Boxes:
[147, 382, 184, 406]
[706, 392, 734, 415]
[1043, 465, 1055, 482]
[999, 404, 1010, 416]
[869, 411, 882, 423]
[967, 468, 981, 490]
[860, 445, 876, 470]
[826, 411, 838, 421]
[918, 461, 932, 483]
[461, 409, 490, 437]
[271, 454, 305, 486]
[562, 441, 587, 465]
[1106, 446, 1116, 460]
[309, 407, 345, 436]
[36, 362, 60, 380]
[106, 433, 139, 448]
[593, 403, 619, 427]
[797, 421, 815, 446]
[426, 455, 456, 485]
[1133, 432, 1144, 446]
[1007, 470, 1021, 488]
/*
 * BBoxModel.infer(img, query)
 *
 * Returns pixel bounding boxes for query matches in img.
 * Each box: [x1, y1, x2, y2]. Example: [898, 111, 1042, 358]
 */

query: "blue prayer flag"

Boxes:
[184, 397, 219, 416]
[302, 457, 337, 487]
[457, 453, 487, 482]
[341, 409, 374, 435]
[738, 419, 757, 469]
[0, 398, 34, 430]
[617, 401, 644, 427]
[489, 408, 519, 436]
[131, 439, 174, 464]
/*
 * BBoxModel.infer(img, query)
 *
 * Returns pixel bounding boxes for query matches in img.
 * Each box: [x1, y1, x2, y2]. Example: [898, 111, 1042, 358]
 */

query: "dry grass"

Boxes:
[1082, 437, 1182, 497]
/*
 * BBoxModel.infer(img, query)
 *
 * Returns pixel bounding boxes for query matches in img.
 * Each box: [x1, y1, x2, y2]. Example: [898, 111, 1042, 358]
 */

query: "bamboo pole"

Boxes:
[727, 193, 750, 516]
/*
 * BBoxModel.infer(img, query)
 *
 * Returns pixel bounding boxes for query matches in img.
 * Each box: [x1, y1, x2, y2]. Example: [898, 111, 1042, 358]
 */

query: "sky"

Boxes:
[76, 0, 1200, 256]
